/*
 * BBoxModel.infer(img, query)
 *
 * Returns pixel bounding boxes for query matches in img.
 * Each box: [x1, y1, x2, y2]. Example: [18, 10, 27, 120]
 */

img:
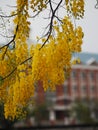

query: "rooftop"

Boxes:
[73, 52, 98, 64]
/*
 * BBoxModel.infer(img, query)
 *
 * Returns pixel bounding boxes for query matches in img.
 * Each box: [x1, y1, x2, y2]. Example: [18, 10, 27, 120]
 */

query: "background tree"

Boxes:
[30, 103, 49, 125]
[0, 0, 85, 120]
[71, 100, 95, 124]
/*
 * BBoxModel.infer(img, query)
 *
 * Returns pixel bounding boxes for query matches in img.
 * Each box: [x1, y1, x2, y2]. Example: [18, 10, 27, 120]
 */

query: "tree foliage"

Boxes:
[71, 101, 95, 124]
[0, 0, 84, 120]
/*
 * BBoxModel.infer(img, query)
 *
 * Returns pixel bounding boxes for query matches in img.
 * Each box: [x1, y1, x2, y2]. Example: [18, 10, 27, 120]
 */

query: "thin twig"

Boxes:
[29, 11, 41, 18]
[0, 24, 18, 60]
[0, 24, 18, 50]
[1, 0, 63, 81]
[40, 0, 63, 49]
[0, 11, 21, 18]
[95, 0, 98, 9]
[0, 33, 13, 38]
[2, 56, 32, 81]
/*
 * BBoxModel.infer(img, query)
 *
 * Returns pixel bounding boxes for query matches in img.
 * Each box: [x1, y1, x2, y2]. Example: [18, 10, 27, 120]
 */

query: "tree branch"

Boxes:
[40, 0, 63, 49]
[95, 0, 98, 9]
[0, 24, 18, 60]
[0, 13, 18, 18]
[1, 0, 63, 81]
[0, 10, 22, 18]
[0, 24, 18, 50]
[2, 56, 32, 81]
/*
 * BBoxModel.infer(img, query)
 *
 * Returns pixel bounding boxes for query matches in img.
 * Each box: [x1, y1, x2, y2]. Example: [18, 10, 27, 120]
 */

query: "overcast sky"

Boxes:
[0, 0, 98, 54]
[78, 0, 98, 54]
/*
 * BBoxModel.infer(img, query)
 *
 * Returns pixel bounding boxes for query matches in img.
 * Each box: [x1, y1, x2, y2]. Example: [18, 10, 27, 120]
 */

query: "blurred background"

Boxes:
[0, 52, 98, 128]
[0, 0, 98, 129]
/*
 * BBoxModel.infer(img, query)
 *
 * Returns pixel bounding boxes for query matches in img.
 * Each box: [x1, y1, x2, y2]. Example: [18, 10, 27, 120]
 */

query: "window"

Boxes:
[72, 85, 77, 92]
[90, 71, 94, 80]
[71, 71, 77, 79]
[63, 85, 68, 94]
[90, 85, 95, 92]
[81, 71, 86, 79]
[81, 85, 87, 93]
[45, 90, 56, 99]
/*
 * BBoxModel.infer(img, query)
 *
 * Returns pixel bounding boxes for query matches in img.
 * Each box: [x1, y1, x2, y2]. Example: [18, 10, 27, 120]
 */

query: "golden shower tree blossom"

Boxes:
[0, 0, 84, 120]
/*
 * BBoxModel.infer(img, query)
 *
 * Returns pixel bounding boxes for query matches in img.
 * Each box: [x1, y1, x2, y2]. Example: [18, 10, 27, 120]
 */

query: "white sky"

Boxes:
[78, 0, 98, 54]
[0, 0, 98, 54]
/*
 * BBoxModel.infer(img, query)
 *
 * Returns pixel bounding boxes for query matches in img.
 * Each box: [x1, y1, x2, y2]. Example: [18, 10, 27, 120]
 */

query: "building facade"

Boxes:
[35, 52, 98, 125]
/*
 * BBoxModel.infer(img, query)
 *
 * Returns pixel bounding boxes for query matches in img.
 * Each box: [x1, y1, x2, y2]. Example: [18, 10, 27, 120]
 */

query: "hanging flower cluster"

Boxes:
[65, 0, 84, 19]
[0, 0, 84, 120]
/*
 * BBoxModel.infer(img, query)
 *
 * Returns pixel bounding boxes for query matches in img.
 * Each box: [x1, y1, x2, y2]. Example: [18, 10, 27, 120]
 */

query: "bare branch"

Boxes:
[2, 56, 32, 81]
[54, 15, 62, 23]
[0, 11, 21, 18]
[39, 32, 51, 50]
[29, 11, 41, 18]
[40, 0, 63, 49]
[95, 0, 98, 9]
[0, 0, 63, 81]
[20, 56, 32, 65]
[6, 5, 17, 8]
[2, 67, 16, 81]
[51, 1, 66, 11]
[0, 24, 18, 50]
[0, 33, 13, 38]
[49, 0, 53, 13]
[0, 13, 17, 18]
[53, 0, 63, 13]
[0, 24, 18, 60]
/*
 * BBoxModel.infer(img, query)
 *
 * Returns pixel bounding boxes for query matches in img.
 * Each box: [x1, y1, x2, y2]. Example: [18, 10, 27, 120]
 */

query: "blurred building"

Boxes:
[35, 52, 98, 125]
